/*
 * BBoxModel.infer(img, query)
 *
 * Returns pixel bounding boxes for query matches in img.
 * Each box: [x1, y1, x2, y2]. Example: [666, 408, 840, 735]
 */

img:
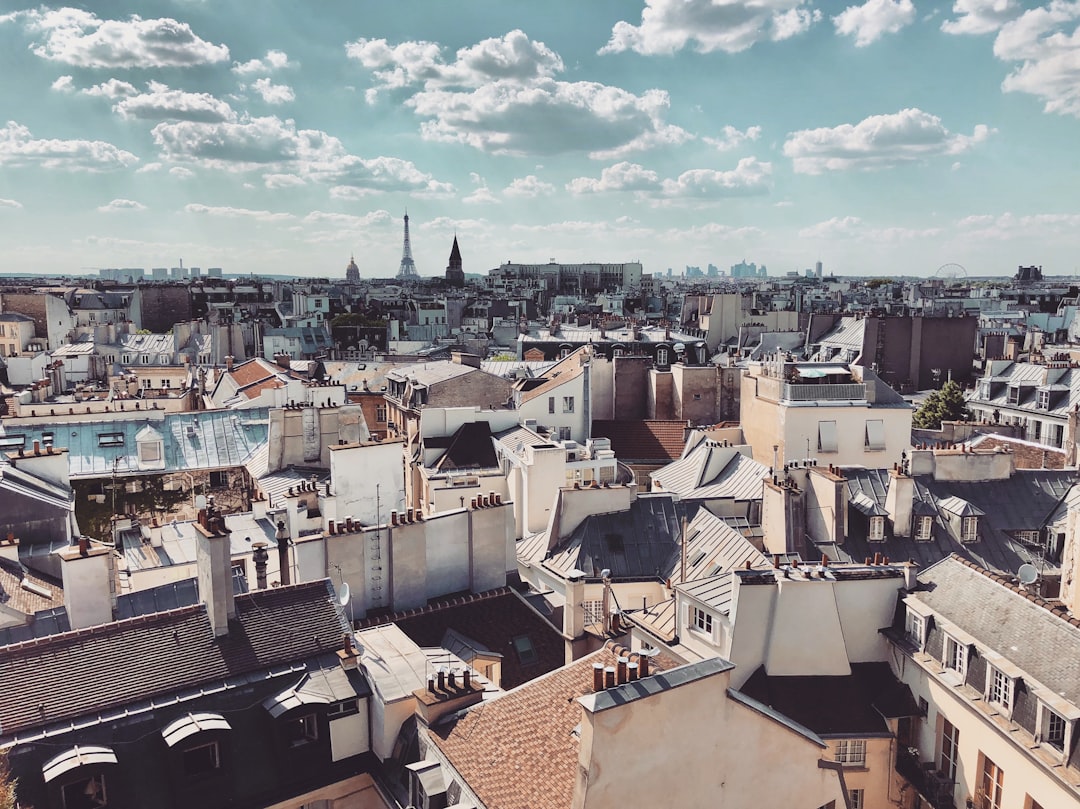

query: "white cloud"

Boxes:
[599, 0, 821, 56]
[232, 49, 291, 75]
[303, 210, 394, 229]
[0, 198, 23, 209]
[11, 7, 229, 68]
[703, 124, 762, 151]
[503, 175, 556, 198]
[51, 75, 74, 93]
[411, 80, 690, 158]
[568, 157, 771, 199]
[955, 211, 1080, 239]
[251, 78, 295, 105]
[264, 173, 305, 189]
[783, 108, 991, 173]
[0, 121, 138, 171]
[169, 166, 194, 178]
[994, 3, 1080, 116]
[800, 215, 943, 242]
[346, 30, 563, 97]
[833, 0, 916, 46]
[348, 30, 690, 157]
[941, 0, 1021, 35]
[114, 82, 236, 122]
[799, 216, 864, 238]
[82, 79, 138, 99]
[150, 115, 452, 193]
[185, 203, 294, 222]
[462, 186, 500, 204]
[98, 198, 146, 212]
[136, 161, 163, 173]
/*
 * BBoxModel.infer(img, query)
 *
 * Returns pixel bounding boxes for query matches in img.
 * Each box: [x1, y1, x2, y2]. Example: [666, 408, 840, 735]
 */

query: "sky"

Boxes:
[1, 1, 1079, 279]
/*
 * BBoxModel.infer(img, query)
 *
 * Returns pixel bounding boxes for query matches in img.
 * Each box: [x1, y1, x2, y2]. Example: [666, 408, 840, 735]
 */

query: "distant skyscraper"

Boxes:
[396, 212, 419, 280]
[815, 261, 823, 279]
[345, 255, 360, 283]
[445, 236, 464, 287]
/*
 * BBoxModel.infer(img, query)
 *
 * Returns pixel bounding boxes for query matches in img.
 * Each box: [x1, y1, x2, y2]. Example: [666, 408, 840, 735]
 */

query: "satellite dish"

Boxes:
[195, 494, 207, 510]
[338, 582, 351, 607]
[1017, 564, 1039, 586]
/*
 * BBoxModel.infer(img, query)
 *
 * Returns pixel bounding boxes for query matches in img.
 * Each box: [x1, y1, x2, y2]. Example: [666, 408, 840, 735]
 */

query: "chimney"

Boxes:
[638, 653, 650, 678]
[592, 662, 605, 691]
[60, 538, 115, 629]
[616, 656, 628, 684]
[603, 666, 616, 689]
[196, 511, 236, 637]
[275, 520, 291, 586]
[884, 468, 915, 537]
[627, 661, 639, 681]
[338, 632, 359, 670]
[252, 541, 269, 589]
[225, 355, 234, 372]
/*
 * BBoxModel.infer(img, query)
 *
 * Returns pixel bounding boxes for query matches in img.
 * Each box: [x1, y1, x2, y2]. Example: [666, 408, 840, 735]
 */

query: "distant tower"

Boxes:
[397, 212, 419, 280]
[345, 254, 360, 283]
[445, 236, 464, 287]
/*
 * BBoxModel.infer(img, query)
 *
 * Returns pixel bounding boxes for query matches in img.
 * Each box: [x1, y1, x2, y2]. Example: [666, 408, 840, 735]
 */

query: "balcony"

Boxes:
[895, 746, 956, 809]
[782, 382, 866, 402]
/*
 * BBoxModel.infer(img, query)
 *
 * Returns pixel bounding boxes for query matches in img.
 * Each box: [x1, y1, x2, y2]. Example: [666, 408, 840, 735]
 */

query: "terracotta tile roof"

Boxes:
[592, 419, 689, 462]
[242, 377, 286, 399]
[429, 641, 672, 809]
[967, 434, 1067, 469]
[354, 588, 564, 689]
[0, 579, 347, 739]
[0, 558, 63, 616]
[227, 358, 279, 387]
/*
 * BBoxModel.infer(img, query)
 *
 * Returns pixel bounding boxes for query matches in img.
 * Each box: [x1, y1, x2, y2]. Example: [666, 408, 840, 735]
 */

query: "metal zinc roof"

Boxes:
[651, 444, 768, 502]
[677, 572, 736, 613]
[672, 509, 771, 584]
[29, 409, 270, 478]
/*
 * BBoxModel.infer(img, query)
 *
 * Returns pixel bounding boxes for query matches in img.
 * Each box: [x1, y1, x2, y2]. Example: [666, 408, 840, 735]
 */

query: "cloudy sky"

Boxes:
[1, 1, 1079, 279]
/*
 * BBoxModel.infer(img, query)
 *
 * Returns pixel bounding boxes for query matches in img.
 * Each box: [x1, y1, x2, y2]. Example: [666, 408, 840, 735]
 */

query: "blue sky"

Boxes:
[1, 0, 1079, 279]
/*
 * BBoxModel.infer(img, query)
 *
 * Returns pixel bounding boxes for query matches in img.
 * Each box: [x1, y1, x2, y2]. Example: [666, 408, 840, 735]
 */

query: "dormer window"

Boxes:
[961, 516, 979, 543]
[1007, 385, 1020, 405]
[905, 609, 926, 648]
[944, 635, 968, 678]
[987, 665, 1014, 713]
[868, 516, 886, 541]
[915, 515, 933, 541]
[1038, 389, 1051, 410]
[1040, 706, 1068, 751]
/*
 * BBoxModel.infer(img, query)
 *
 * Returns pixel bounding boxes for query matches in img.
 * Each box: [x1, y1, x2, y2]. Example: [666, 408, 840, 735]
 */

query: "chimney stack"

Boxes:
[252, 541, 269, 589]
[592, 662, 605, 691]
[275, 520, 291, 586]
[196, 506, 236, 637]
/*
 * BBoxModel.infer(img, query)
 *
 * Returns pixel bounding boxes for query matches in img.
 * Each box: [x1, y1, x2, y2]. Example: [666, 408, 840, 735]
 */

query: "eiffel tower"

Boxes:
[396, 211, 419, 280]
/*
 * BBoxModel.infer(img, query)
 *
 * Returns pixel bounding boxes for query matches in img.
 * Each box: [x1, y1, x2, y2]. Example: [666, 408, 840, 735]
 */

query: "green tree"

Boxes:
[913, 379, 971, 429]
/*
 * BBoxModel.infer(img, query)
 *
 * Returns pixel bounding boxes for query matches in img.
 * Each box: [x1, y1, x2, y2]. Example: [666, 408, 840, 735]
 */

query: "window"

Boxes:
[905, 610, 926, 648]
[42, 431, 54, 446]
[818, 420, 838, 453]
[559, 426, 571, 441]
[1042, 707, 1067, 750]
[980, 754, 1004, 809]
[656, 348, 669, 366]
[939, 718, 959, 781]
[834, 739, 867, 766]
[139, 442, 161, 463]
[1008, 385, 1020, 405]
[513, 635, 538, 665]
[286, 714, 318, 747]
[327, 699, 359, 719]
[562, 396, 574, 413]
[98, 433, 124, 447]
[849, 789, 865, 809]
[182, 741, 220, 777]
[1037, 389, 1051, 410]
[691, 606, 713, 635]
[915, 515, 933, 541]
[988, 666, 1013, 711]
[583, 599, 605, 627]
[869, 516, 885, 541]
[944, 636, 967, 678]
[1015, 530, 1040, 546]
[548, 396, 555, 414]
[61, 773, 107, 808]
[962, 516, 979, 543]
[209, 470, 228, 489]
[375, 405, 387, 423]
[0, 435, 25, 451]
[865, 419, 886, 451]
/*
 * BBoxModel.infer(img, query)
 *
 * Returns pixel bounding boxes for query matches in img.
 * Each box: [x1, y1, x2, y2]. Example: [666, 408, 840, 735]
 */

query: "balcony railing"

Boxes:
[895, 746, 956, 809]
[782, 382, 866, 402]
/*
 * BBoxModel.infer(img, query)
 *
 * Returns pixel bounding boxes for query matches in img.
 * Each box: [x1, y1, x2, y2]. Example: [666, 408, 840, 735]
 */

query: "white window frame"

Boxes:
[939, 718, 959, 781]
[834, 739, 867, 766]
[868, 516, 886, 541]
[915, 515, 933, 541]
[1037, 389, 1050, 410]
[962, 516, 979, 543]
[849, 788, 865, 809]
[583, 599, 605, 627]
[905, 609, 926, 648]
[944, 636, 967, 678]
[987, 666, 1013, 713]
[1038, 705, 1068, 752]
[691, 606, 713, 637]
[562, 396, 574, 413]
[818, 420, 838, 453]
[864, 419, 886, 451]
[656, 347, 669, 366]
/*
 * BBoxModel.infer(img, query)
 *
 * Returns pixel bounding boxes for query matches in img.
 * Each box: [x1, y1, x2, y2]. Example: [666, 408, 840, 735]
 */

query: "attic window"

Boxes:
[915, 516, 933, 541]
[0, 435, 25, 450]
[961, 516, 979, 543]
[512, 635, 538, 666]
[868, 516, 886, 541]
[98, 433, 124, 447]
[818, 421, 838, 453]
[1038, 389, 1051, 410]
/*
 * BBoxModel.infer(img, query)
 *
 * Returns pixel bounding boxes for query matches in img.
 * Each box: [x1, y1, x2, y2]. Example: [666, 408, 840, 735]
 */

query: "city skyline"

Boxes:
[1, 1, 1079, 278]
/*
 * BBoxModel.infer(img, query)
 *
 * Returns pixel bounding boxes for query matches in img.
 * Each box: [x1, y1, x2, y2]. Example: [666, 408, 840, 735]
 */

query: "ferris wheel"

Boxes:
[935, 263, 967, 280]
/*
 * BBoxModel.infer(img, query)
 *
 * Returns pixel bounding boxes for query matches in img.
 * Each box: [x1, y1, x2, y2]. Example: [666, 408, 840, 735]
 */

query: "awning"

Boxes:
[42, 746, 117, 782]
[161, 712, 232, 747]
